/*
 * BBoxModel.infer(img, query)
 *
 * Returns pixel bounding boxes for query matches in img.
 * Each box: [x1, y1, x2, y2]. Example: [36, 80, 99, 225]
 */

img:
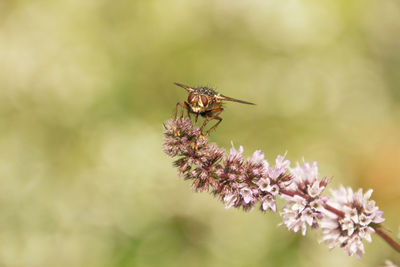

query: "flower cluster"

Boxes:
[321, 186, 385, 258]
[162, 117, 392, 258]
[215, 146, 292, 212]
[258, 154, 292, 212]
[162, 118, 224, 191]
[280, 162, 329, 235]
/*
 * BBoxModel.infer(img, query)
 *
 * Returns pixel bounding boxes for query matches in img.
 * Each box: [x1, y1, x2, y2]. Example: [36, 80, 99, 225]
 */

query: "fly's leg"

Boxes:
[199, 118, 210, 133]
[199, 108, 224, 136]
[174, 102, 189, 119]
[205, 116, 223, 136]
[186, 106, 192, 121]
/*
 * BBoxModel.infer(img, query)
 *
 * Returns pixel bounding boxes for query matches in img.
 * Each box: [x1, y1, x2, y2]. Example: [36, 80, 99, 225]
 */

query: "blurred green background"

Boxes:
[1, 0, 400, 266]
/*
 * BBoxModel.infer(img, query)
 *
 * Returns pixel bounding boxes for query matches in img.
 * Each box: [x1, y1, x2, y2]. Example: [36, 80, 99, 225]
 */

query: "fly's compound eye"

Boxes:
[200, 95, 209, 107]
[188, 93, 196, 103]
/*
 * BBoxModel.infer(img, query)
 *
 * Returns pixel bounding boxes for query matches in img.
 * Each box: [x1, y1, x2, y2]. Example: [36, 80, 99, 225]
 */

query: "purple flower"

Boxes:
[255, 154, 291, 212]
[280, 195, 323, 235]
[280, 161, 328, 235]
[224, 193, 237, 209]
[257, 178, 270, 191]
[321, 186, 385, 258]
[218, 145, 284, 212]
[163, 118, 225, 191]
[222, 144, 245, 181]
[240, 187, 254, 204]
[185, 143, 225, 191]
[162, 116, 398, 257]
[262, 194, 277, 212]
[257, 178, 279, 196]
[245, 150, 268, 178]
[267, 154, 290, 181]
[162, 118, 202, 157]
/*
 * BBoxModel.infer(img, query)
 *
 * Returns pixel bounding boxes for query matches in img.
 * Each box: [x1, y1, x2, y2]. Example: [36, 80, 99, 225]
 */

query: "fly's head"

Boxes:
[174, 83, 220, 113]
[187, 89, 219, 113]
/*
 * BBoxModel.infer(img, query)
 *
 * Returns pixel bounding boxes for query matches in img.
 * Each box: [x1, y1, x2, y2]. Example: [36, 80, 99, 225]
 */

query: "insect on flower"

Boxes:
[174, 82, 255, 136]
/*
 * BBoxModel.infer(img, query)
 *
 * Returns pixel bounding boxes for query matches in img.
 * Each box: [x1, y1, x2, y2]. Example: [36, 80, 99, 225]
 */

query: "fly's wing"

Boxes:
[174, 82, 194, 93]
[217, 94, 255, 105]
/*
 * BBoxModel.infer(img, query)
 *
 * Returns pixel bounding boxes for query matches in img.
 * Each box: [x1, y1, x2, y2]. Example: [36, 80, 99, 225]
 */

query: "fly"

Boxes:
[174, 82, 255, 136]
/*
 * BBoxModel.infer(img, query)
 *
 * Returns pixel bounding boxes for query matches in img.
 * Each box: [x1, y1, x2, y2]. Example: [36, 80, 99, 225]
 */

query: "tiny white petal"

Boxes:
[301, 224, 307, 236]
[224, 194, 237, 209]
[364, 189, 373, 201]
[262, 195, 277, 212]
[251, 150, 265, 163]
[257, 178, 270, 191]
[240, 188, 253, 204]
